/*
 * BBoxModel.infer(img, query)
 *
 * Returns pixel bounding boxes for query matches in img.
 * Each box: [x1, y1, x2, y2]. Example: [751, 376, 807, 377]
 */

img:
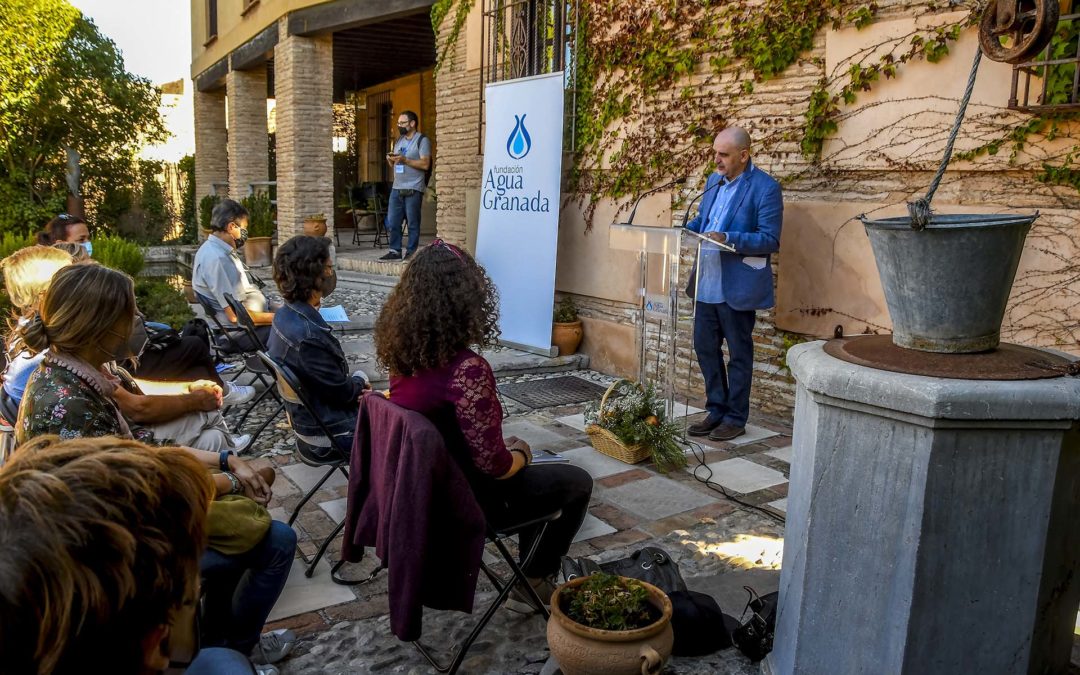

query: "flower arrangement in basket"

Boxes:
[583, 379, 687, 472]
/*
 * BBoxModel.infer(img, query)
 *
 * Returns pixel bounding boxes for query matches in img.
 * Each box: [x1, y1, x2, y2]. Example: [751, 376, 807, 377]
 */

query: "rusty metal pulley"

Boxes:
[979, 0, 1060, 64]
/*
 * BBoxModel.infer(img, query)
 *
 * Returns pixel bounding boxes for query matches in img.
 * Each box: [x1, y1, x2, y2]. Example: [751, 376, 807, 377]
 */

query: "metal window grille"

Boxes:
[208, 0, 218, 39]
[1009, 12, 1080, 112]
[478, 0, 579, 153]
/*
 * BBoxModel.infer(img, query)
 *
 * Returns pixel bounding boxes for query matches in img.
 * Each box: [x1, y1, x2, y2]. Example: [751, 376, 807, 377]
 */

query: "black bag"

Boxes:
[668, 590, 739, 656]
[144, 321, 182, 353]
[731, 586, 778, 662]
[180, 317, 212, 348]
[561, 546, 686, 595]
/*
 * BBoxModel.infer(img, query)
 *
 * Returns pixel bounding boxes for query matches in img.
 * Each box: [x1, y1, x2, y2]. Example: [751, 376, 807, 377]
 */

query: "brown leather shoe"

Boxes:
[687, 417, 723, 437]
[708, 424, 746, 441]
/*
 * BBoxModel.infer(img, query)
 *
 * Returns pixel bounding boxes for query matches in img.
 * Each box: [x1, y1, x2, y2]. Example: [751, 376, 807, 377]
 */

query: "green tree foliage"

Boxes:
[93, 234, 145, 277]
[0, 0, 166, 234]
[178, 155, 197, 244]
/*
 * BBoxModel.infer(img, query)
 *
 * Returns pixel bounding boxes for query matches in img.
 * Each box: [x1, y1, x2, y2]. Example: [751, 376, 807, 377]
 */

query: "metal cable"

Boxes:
[906, 47, 984, 230]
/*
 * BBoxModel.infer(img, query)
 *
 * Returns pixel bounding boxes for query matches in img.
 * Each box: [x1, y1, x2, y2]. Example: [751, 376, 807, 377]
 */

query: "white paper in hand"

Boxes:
[318, 305, 349, 322]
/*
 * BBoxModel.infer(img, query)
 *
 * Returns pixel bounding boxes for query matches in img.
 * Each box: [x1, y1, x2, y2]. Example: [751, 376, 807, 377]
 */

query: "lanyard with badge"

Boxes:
[395, 135, 418, 175]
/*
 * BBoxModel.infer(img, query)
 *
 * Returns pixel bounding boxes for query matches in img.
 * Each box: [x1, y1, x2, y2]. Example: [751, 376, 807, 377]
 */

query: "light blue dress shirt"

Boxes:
[696, 167, 750, 304]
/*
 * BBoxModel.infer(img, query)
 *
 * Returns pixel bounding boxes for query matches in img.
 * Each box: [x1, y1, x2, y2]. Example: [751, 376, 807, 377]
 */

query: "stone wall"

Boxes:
[273, 19, 334, 241]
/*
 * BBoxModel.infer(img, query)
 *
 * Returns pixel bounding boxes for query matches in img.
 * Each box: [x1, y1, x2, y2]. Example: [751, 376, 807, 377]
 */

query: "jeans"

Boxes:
[186, 647, 256, 674]
[200, 520, 297, 655]
[693, 301, 756, 427]
[471, 464, 593, 577]
[386, 188, 423, 254]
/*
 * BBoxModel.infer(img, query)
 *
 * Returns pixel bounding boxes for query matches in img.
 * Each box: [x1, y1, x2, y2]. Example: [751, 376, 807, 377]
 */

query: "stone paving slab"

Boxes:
[267, 559, 358, 623]
[553, 412, 587, 432]
[319, 497, 349, 524]
[600, 475, 717, 521]
[765, 445, 793, 464]
[280, 462, 348, 494]
[501, 419, 569, 449]
[704, 458, 788, 495]
[767, 497, 788, 513]
[560, 446, 639, 479]
[572, 513, 618, 542]
[728, 423, 781, 446]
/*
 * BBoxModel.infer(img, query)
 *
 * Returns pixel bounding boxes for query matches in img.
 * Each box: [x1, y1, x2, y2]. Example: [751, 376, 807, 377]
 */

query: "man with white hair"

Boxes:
[684, 126, 783, 441]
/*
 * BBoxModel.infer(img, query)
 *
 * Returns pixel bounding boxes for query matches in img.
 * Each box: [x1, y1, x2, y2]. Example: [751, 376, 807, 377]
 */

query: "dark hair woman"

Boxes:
[268, 235, 368, 458]
[373, 239, 593, 613]
[36, 213, 92, 256]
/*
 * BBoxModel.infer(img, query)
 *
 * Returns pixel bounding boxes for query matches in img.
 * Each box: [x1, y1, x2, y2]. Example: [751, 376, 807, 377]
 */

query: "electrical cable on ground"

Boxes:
[683, 434, 787, 525]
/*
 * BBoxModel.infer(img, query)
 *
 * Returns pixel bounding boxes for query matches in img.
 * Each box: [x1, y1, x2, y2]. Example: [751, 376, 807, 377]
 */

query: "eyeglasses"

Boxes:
[432, 238, 464, 263]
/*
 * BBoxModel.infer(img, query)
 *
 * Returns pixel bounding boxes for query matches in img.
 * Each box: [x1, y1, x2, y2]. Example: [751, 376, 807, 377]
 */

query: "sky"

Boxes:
[69, 0, 195, 161]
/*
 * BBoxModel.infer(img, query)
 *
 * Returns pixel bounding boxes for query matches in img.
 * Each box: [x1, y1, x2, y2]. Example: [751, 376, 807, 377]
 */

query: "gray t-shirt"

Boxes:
[392, 133, 432, 191]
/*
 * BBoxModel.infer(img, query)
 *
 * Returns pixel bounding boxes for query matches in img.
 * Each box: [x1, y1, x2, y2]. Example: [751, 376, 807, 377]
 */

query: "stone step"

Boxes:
[336, 254, 406, 278]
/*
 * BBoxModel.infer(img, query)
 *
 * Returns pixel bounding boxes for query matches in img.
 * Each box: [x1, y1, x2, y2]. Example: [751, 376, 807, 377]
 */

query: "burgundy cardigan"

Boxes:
[342, 392, 487, 641]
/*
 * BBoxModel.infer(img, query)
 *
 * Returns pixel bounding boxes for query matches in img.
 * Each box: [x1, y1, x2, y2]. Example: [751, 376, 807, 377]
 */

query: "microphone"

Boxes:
[679, 176, 724, 231]
[626, 176, 687, 224]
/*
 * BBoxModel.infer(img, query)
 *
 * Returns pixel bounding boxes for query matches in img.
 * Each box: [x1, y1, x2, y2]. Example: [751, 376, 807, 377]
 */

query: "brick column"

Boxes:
[273, 19, 334, 241]
[226, 68, 269, 200]
[194, 88, 228, 199]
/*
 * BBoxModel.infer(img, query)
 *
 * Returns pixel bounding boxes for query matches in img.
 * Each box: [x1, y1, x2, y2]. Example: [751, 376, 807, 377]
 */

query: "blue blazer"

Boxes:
[685, 163, 784, 311]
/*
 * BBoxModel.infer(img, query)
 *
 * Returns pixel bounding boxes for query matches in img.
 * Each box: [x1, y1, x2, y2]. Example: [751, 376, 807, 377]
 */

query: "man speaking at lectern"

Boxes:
[684, 126, 783, 441]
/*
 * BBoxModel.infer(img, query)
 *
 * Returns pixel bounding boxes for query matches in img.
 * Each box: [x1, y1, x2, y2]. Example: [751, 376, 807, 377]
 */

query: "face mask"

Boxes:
[397, 126, 409, 136]
[320, 268, 337, 299]
[81, 241, 93, 257]
[127, 317, 148, 360]
[231, 224, 248, 248]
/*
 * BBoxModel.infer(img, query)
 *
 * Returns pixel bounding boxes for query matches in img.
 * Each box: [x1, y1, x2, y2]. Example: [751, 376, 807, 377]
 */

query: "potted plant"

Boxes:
[583, 380, 687, 471]
[199, 194, 220, 240]
[241, 192, 275, 266]
[303, 213, 328, 237]
[547, 573, 673, 675]
[552, 296, 583, 356]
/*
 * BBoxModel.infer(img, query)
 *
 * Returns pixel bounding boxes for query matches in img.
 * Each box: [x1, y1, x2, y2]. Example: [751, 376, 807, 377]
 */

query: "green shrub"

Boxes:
[0, 233, 37, 261]
[199, 194, 220, 232]
[563, 573, 657, 631]
[94, 235, 145, 277]
[553, 296, 579, 323]
[178, 155, 197, 244]
[241, 191, 275, 238]
[135, 279, 193, 329]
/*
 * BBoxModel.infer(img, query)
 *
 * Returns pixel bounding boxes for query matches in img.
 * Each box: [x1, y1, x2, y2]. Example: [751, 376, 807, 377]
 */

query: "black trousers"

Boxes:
[130, 335, 224, 387]
[471, 463, 593, 577]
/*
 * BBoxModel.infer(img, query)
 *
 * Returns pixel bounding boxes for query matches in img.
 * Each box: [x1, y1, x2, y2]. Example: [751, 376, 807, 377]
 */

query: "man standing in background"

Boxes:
[380, 110, 431, 261]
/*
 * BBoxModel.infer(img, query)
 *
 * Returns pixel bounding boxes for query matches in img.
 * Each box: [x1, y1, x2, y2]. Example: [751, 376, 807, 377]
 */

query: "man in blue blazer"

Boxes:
[684, 127, 783, 441]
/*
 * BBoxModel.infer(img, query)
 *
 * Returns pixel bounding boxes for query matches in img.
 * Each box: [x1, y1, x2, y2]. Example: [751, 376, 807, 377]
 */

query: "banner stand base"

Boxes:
[497, 339, 558, 358]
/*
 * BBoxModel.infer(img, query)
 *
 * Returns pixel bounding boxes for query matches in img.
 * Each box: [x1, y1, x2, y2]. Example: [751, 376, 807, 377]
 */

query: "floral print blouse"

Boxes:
[16, 360, 152, 445]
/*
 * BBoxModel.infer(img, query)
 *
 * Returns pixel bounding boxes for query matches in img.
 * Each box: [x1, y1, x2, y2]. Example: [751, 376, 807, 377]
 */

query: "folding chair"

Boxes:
[351, 395, 561, 674]
[256, 351, 376, 586]
[194, 292, 268, 387]
[0, 388, 18, 467]
[220, 294, 285, 438]
[350, 183, 390, 248]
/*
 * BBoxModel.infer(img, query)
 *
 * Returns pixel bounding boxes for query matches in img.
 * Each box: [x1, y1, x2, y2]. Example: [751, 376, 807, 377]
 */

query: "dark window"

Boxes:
[479, 0, 579, 151]
[1009, 12, 1080, 112]
[207, 0, 218, 40]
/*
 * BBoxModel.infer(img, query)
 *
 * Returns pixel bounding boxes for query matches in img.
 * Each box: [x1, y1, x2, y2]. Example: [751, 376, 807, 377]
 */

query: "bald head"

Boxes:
[713, 126, 752, 179]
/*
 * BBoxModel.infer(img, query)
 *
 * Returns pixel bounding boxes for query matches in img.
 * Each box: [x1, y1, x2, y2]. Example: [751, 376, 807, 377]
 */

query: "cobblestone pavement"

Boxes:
[220, 277, 793, 674]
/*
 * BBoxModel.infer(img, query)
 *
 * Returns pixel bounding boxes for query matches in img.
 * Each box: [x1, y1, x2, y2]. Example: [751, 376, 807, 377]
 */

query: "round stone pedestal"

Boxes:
[766, 341, 1080, 674]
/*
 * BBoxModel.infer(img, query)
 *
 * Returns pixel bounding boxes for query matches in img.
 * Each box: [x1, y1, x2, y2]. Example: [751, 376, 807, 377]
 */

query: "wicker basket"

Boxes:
[585, 379, 653, 465]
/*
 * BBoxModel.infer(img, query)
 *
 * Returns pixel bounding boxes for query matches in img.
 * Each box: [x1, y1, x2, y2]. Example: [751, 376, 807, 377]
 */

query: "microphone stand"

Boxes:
[627, 176, 687, 224]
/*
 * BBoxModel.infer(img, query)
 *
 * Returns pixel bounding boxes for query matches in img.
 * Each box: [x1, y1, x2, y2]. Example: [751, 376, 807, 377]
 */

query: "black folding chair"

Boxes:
[352, 395, 561, 674]
[220, 294, 284, 444]
[194, 292, 269, 387]
[256, 351, 376, 586]
[349, 182, 390, 248]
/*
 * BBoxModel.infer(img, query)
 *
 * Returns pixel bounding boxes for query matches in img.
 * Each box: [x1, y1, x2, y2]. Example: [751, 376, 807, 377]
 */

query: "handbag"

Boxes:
[206, 495, 272, 555]
[561, 546, 687, 595]
[731, 586, 779, 662]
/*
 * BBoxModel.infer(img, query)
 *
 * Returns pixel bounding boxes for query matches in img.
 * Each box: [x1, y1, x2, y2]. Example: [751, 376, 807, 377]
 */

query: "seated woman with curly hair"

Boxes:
[373, 240, 594, 613]
[268, 236, 368, 458]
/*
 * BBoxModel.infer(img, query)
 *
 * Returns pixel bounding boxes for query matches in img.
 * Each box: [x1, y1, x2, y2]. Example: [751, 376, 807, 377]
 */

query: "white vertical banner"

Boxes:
[475, 72, 564, 354]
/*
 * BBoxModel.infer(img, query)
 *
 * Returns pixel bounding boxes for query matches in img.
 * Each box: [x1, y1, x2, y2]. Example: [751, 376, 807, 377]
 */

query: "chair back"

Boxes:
[256, 351, 351, 459]
[224, 293, 267, 351]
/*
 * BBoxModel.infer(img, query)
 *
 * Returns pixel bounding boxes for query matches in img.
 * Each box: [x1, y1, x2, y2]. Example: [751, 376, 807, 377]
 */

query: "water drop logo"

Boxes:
[506, 114, 532, 160]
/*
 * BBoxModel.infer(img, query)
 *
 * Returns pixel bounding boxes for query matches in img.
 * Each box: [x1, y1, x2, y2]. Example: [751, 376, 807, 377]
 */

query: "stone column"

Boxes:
[226, 68, 269, 200]
[767, 342, 1080, 674]
[194, 88, 228, 199]
[273, 19, 334, 241]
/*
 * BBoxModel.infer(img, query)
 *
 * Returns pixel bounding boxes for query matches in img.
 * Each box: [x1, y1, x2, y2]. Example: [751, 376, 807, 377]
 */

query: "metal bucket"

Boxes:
[860, 213, 1037, 353]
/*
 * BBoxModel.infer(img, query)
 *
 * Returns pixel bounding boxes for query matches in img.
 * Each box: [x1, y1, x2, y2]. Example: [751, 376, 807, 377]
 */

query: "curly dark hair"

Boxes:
[374, 241, 500, 376]
[273, 235, 331, 304]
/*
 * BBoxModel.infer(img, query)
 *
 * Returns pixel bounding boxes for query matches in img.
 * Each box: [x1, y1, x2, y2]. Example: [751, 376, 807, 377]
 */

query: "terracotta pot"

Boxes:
[243, 236, 272, 267]
[182, 280, 196, 304]
[552, 320, 583, 356]
[547, 577, 673, 675]
[303, 218, 328, 237]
